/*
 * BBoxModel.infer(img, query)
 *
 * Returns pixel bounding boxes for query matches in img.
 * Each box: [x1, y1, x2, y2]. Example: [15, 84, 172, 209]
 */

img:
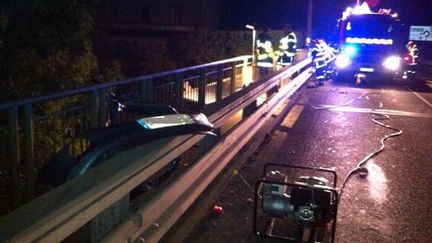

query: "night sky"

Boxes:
[220, 0, 432, 38]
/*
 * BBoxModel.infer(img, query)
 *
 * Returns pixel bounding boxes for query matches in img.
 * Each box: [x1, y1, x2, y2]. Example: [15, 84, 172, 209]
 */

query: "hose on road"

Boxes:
[299, 89, 403, 200]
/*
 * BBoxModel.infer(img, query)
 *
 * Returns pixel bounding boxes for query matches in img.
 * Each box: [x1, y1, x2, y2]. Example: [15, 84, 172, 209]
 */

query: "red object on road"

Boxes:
[212, 203, 223, 215]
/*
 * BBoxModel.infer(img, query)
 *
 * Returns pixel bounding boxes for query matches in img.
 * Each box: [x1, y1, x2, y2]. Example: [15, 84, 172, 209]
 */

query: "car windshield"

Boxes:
[343, 14, 399, 39]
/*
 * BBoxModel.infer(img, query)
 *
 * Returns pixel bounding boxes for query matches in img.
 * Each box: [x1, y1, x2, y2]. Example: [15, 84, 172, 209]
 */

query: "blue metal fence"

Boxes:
[0, 55, 252, 214]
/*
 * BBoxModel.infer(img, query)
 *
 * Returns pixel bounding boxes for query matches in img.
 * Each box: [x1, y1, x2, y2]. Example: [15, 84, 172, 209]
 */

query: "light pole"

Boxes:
[246, 24, 256, 79]
[245, 24, 256, 64]
[307, 0, 312, 41]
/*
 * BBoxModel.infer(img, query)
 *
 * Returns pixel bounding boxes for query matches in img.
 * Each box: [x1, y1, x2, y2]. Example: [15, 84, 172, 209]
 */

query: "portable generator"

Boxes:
[254, 163, 339, 242]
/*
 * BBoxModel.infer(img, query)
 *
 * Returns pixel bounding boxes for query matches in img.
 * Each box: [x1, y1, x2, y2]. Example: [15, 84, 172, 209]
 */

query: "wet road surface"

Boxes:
[165, 77, 432, 243]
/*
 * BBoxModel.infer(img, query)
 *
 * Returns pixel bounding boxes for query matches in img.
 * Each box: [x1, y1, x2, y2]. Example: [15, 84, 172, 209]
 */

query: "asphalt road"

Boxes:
[165, 73, 432, 243]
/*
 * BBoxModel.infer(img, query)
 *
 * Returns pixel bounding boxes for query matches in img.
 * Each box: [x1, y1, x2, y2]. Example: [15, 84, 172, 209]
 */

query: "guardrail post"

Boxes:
[89, 91, 98, 128]
[216, 64, 223, 101]
[197, 129, 220, 158]
[251, 57, 256, 81]
[9, 107, 21, 207]
[140, 78, 153, 102]
[243, 101, 258, 119]
[23, 104, 34, 201]
[267, 84, 279, 98]
[198, 68, 206, 109]
[230, 62, 237, 94]
[92, 197, 129, 242]
[175, 73, 184, 110]
[98, 89, 106, 127]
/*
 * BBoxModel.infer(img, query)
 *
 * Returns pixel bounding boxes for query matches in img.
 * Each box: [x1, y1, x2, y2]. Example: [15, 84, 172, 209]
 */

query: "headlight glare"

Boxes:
[383, 56, 401, 71]
[336, 54, 351, 68]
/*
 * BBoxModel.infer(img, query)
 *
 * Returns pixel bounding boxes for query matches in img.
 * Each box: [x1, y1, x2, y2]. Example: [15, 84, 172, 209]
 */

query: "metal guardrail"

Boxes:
[0, 57, 312, 242]
[0, 55, 252, 213]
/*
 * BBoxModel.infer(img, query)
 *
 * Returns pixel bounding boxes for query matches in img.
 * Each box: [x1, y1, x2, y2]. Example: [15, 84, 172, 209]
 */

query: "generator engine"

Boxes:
[254, 164, 339, 243]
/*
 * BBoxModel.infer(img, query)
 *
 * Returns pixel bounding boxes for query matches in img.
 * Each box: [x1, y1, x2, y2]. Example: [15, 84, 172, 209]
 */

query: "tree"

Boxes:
[0, 0, 98, 101]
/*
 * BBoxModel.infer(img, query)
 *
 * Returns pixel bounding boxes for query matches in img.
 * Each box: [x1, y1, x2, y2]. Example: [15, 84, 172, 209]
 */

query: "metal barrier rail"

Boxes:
[0, 57, 312, 243]
[0, 55, 252, 212]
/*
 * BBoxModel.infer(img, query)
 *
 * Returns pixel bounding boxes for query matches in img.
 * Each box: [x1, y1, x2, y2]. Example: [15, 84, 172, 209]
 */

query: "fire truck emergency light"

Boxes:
[344, 45, 357, 57]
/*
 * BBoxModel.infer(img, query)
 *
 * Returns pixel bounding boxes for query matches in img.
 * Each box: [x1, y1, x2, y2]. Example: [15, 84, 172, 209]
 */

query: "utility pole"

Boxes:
[246, 24, 256, 79]
[245, 25, 256, 64]
[307, 0, 313, 39]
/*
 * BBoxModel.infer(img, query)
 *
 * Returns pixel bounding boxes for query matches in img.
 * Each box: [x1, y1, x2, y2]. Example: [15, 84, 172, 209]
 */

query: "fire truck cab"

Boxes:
[334, 2, 408, 82]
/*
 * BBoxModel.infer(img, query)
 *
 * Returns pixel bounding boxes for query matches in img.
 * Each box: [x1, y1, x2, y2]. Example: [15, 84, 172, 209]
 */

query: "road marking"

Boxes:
[281, 104, 305, 128]
[403, 83, 432, 109]
[318, 105, 432, 118]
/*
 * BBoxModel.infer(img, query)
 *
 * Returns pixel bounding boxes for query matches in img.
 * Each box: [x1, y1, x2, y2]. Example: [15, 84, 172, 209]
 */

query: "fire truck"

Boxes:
[334, 2, 412, 82]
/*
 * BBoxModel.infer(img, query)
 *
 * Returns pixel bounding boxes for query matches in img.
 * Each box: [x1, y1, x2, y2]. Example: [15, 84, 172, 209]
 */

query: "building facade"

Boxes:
[97, 0, 222, 36]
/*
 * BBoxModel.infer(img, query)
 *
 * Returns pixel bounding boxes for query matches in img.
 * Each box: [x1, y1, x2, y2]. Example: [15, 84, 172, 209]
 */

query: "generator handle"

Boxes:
[263, 163, 338, 188]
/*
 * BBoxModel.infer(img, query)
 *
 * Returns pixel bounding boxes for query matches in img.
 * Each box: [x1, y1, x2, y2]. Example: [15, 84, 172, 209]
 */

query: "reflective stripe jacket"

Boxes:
[276, 32, 297, 65]
[256, 33, 274, 67]
[278, 32, 297, 57]
[311, 41, 336, 69]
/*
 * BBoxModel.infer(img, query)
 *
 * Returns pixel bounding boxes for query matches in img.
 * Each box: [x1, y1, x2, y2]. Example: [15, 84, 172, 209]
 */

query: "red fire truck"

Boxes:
[334, 2, 414, 82]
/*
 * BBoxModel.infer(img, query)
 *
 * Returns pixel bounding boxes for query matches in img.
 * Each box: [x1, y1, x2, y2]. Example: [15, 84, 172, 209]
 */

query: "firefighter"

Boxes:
[406, 41, 419, 64]
[256, 28, 274, 77]
[310, 39, 336, 86]
[276, 24, 297, 67]
[403, 41, 419, 80]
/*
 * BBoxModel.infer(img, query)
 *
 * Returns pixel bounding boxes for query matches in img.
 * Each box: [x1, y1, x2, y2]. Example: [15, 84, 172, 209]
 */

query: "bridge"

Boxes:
[0, 52, 313, 242]
[1, 44, 432, 242]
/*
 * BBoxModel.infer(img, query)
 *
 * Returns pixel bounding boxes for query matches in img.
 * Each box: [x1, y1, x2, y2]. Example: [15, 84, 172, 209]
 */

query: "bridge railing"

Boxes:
[0, 56, 313, 243]
[0, 55, 252, 213]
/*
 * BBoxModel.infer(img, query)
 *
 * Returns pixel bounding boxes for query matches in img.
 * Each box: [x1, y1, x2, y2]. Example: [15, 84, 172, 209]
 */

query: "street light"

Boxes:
[307, 0, 312, 41]
[246, 24, 256, 79]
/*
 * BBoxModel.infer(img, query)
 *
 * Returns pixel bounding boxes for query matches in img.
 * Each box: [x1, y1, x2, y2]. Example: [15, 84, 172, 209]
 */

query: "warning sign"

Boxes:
[409, 26, 432, 41]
